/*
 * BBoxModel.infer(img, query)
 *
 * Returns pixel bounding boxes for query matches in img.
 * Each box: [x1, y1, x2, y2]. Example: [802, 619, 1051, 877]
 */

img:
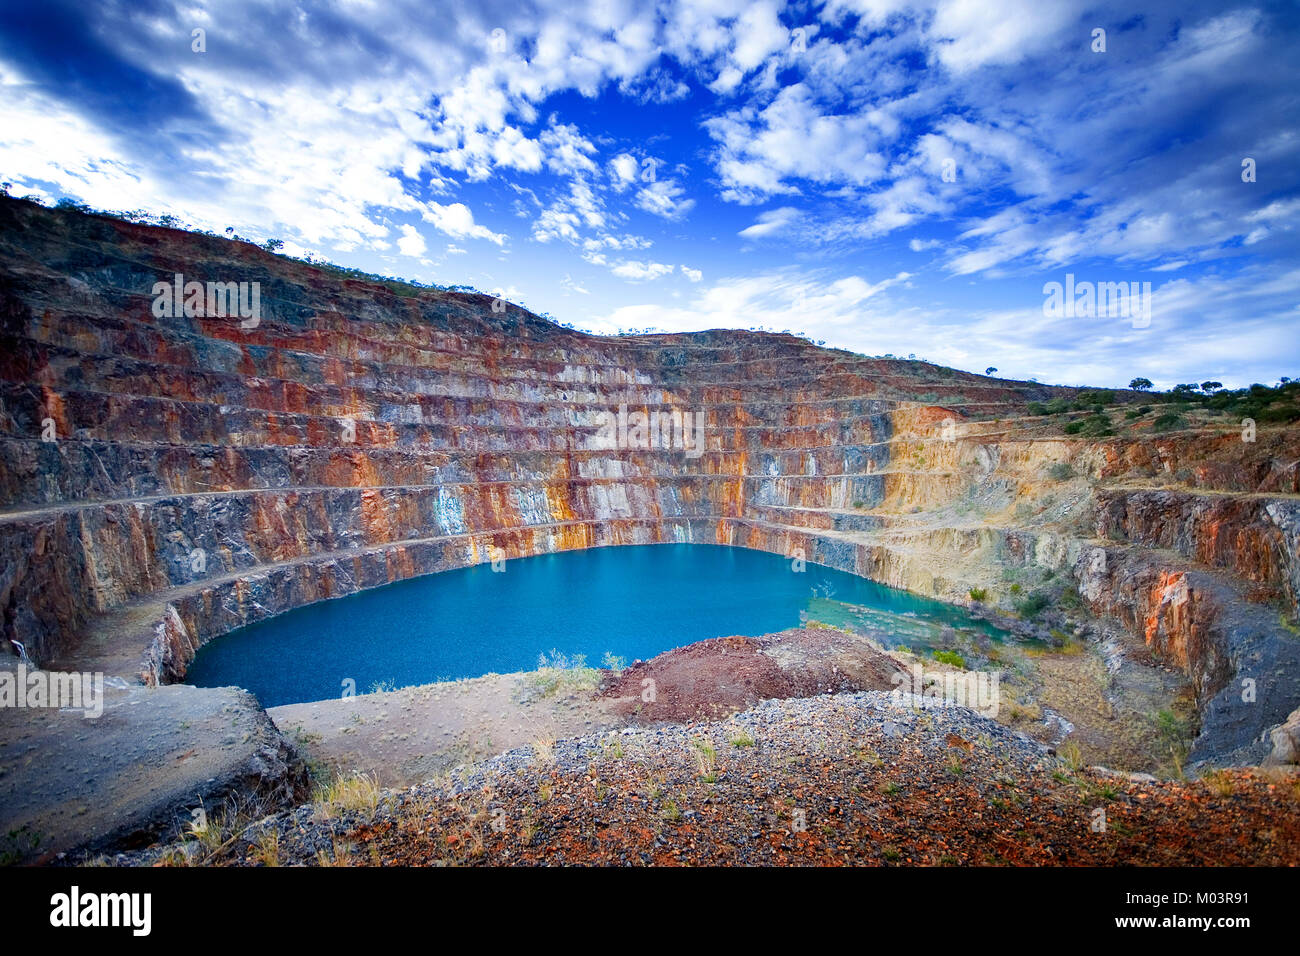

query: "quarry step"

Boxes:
[15, 298, 1033, 393]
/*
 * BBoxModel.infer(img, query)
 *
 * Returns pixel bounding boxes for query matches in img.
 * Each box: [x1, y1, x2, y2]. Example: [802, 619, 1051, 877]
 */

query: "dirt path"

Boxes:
[268, 671, 626, 789]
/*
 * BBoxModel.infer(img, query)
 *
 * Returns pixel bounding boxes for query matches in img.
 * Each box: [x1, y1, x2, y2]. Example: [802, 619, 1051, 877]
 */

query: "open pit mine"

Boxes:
[1, 196, 1298, 866]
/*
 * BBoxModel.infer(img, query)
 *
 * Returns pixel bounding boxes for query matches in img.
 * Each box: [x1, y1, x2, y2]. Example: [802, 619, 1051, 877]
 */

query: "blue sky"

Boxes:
[1, 0, 1298, 389]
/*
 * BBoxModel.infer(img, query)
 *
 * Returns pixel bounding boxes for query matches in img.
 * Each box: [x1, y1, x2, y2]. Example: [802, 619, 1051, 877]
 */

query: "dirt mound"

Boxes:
[600, 627, 900, 723]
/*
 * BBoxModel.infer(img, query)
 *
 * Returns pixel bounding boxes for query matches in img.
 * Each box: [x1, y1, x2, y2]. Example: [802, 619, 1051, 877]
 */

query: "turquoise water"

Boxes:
[186, 543, 1010, 706]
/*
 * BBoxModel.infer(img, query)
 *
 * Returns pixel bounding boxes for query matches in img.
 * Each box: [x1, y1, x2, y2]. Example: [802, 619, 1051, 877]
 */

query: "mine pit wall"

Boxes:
[4, 377, 1291, 765]
[1098, 431, 1300, 495]
[143, 512, 1008, 687]
[1073, 547, 1230, 698]
[5, 414, 1282, 730]
[2, 197, 1295, 767]
[0, 448, 900, 668]
[0, 435, 898, 510]
[1095, 488, 1300, 612]
[1073, 544, 1300, 762]
[145, 516, 720, 684]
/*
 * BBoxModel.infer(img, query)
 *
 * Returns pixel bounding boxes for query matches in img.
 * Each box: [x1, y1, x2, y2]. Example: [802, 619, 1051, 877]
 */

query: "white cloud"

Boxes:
[533, 180, 607, 243]
[928, 0, 1084, 73]
[582, 233, 653, 252]
[634, 178, 695, 220]
[608, 153, 639, 191]
[421, 201, 505, 244]
[705, 83, 890, 204]
[4, 0, 1295, 390]
[592, 268, 913, 337]
[610, 259, 676, 281]
[540, 122, 598, 177]
[560, 273, 590, 294]
[739, 206, 802, 239]
[396, 224, 427, 257]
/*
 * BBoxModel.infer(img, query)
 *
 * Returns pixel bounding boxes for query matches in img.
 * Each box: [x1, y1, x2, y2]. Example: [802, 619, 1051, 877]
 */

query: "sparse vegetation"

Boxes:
[0, 826, 44, 866]
[251, 828, 281, 867]
[1044, 397, 1071, 415]
[1059, 586, 1084, 611]
[313, 772, 381, 820]
[691, 739, 718, 782]
[1203, 379, 1300, 423]
[1152, 411, 1186, 432]
[1074, 389, 1116, 408]
[932, 649, 966, 668]
[1064, 413, 1114, 437]
[524, 649, 603, 699]
[1014, 591, 1051, 617]
[1059, 740, 1085, 772]
[1202, 769, 1236, 798]
[532, 733, 556, 764]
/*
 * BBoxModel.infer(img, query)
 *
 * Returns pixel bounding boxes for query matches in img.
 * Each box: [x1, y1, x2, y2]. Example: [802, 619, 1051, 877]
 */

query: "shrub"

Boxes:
[1015, 591, 1051, 617]
[968, 587, 988, 602]
[1044, 398, 1071, 415]
[1077, 413, 1114, 437]
[1046, 462, 1074, 480]
[1075, 389, 1116, 407]
[1152, 412, 1186, 432]
[1059, 587, 1084, 610]
[933, 649, 966, 668]
[1026, 401, 1048, 416]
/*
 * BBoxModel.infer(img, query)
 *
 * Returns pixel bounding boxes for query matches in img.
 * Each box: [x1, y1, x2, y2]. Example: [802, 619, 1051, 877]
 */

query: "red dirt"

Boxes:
[600, 627, 900, 723]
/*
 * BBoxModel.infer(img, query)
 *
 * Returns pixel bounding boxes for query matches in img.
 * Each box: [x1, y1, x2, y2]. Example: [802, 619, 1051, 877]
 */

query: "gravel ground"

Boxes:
[101, 691, 1300, 867]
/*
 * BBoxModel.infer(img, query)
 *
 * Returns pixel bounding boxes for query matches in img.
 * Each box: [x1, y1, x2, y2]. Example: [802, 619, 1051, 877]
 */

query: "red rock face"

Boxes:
[1097, 489, 1298, 607]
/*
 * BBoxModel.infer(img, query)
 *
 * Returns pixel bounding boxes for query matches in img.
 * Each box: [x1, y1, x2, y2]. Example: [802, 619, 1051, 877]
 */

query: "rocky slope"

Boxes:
[104, 693, 1300, 868]
[1, 196, 1298, 859]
